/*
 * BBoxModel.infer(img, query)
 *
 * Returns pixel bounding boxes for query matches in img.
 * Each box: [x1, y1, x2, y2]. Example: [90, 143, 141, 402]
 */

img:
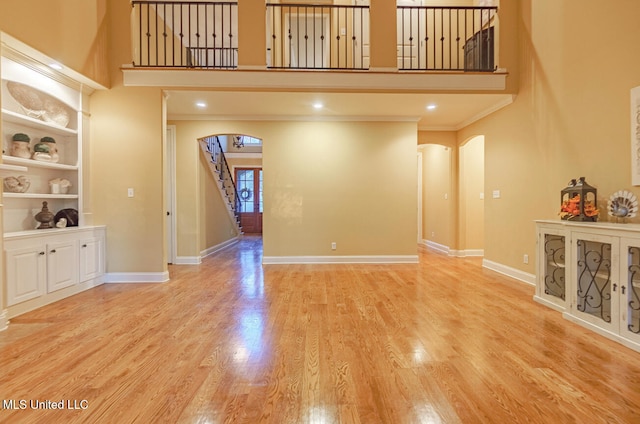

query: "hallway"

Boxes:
[1, 237, 640, 423]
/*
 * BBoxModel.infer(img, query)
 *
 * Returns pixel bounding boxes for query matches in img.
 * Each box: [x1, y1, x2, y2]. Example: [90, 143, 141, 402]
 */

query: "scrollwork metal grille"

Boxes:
[544, 234, 565, 300]
[628, 247, 640, 334]
[576, 239, 612, 323]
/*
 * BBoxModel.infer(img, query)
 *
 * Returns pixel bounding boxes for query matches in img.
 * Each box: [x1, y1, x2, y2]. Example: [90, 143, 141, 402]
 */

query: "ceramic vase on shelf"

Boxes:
[10, 133, 31, 159]
[35, 201, 54, 229]
[32, 136, 59, 163]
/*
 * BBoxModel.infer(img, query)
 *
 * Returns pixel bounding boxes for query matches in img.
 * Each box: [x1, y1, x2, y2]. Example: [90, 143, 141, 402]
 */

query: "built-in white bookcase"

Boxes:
[0, 33, 106, 328]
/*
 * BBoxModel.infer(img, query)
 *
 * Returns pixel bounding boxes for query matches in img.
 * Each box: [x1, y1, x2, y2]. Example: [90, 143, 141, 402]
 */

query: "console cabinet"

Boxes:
[536, 220, 640, 352]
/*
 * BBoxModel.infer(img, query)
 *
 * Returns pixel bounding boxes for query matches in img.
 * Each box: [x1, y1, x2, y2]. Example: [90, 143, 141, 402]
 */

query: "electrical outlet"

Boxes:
[127, 188, 134, 198]
[492, 190, 501, 199]
[431, 231, 435, 237]
[523, 254, 529, 264]
[331, 242, 337, 250]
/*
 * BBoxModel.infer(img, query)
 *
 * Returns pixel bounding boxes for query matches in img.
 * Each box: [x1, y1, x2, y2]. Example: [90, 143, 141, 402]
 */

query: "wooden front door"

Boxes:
[235, 168, 263, 234]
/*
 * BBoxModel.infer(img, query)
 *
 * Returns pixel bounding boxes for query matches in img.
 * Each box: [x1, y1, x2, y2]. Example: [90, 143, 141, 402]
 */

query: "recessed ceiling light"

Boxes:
[49, 63, 63, 70]
[426, 104, 437, 110]
[313, 102, 323, 109]
[196, 102, 207, 108]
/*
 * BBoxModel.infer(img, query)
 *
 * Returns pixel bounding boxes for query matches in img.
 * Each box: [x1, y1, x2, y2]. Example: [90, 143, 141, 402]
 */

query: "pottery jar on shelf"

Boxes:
[10, 133, 31, 159]
[32, 136, 59, 163]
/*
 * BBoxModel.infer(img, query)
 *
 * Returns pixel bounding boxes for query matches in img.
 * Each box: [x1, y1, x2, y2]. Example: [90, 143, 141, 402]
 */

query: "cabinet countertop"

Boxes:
[4, 225, 106, 240]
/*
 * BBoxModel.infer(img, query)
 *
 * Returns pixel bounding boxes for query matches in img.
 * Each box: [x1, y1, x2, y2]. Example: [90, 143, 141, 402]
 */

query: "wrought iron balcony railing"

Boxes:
[266, 3, 369, 70]
[131, 1, 498, 73]
[397, 5, 497, 71]
[132, 1, 238, 68]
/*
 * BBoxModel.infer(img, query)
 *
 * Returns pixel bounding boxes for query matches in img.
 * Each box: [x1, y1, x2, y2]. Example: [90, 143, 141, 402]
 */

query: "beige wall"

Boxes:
[87, 0, 166, 274]
[90, 86, 165, 273]
[459, 135, 484, 251]
[459, 0, 640, 274]
[264, 121, 417, 257]
[0, 0, 109, 87]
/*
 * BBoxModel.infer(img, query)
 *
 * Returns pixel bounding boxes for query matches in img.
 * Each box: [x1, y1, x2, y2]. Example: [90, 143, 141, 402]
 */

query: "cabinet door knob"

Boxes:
[50, 249, 56, 253]
[613, 283, 618, 292]
[39, 251, 45, 255]
[82, 244, 87, 248]
[622, 286, 627, 295]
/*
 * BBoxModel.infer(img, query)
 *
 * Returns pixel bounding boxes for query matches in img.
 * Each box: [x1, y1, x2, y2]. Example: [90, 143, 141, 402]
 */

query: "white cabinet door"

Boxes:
[79, 237, 104, 282]
[5, 244, 46, 306]
[570, 231, 620, 334]
[619, 238, 640, 346]
[46, 240, 79, 293]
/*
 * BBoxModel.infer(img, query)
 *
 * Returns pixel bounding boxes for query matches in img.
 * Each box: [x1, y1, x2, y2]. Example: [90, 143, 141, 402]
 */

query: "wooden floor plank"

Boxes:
[1, 236, 640, 423]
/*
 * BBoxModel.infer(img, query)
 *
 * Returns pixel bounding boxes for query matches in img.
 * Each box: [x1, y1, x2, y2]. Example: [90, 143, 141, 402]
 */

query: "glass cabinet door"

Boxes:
[621, 240, 640, 345]
[543, 234, 566, 301]
[572, 232, 619, 333]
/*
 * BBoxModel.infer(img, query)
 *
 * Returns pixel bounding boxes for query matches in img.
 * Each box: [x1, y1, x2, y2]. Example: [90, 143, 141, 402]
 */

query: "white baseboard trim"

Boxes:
[263, 255, 419, 265]
[0, 309, 8, 332]
[482, 259, 535, 286]
[104, 271, 170, 283]
[424, 240, 449, 254]
[450, 249, 484, 257]
[201, 237, 239, 258]
[174, 256, 201, 265]
[423, 241, 484, 258]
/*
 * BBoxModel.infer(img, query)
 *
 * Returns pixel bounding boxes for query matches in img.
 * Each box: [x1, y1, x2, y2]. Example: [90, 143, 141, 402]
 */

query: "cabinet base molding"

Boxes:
[0, 310, 8, 331]
[104, 271, 170, 283]
[533, 295, 566, 313]
[7, 277, 103, 320]
[483, 259, 536, 286]
[563, 312, 640, 353]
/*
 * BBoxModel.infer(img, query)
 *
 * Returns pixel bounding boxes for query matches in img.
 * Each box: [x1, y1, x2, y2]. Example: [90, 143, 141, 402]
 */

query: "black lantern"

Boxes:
[560, 177, 599, 221]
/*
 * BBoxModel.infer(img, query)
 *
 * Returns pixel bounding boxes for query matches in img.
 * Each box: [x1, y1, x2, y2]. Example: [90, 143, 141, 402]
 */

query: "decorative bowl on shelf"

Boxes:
[6, 81, 71, 128]
[3, 175, 30, 193]
[6, 81, 45, 118]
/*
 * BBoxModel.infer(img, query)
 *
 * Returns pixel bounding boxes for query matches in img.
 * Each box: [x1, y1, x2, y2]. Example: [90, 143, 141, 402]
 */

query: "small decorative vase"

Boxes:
[11, 133, 31, 159]
[35, 201, 54, 229]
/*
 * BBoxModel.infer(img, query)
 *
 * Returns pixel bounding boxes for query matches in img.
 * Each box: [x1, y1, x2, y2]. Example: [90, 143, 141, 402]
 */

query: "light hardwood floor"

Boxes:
[1, 236, 640, 423]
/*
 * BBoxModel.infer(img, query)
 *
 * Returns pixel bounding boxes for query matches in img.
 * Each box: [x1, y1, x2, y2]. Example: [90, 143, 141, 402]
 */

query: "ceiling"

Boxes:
[165, 90, 514, 130]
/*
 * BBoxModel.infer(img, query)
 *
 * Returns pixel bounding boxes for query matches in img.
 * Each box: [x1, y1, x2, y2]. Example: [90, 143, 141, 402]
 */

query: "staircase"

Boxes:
[198, 136, 243, 234]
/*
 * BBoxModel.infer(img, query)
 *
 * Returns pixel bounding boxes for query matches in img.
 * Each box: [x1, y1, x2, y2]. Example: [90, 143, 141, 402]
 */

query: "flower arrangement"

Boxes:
[560, 194, 599, 220]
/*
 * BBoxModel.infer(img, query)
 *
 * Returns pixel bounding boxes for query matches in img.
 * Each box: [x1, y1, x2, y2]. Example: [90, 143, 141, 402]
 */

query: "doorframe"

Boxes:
[233, 166, 263, 234]
[165, 125, 177, 264]
[417, 150, 423, 243]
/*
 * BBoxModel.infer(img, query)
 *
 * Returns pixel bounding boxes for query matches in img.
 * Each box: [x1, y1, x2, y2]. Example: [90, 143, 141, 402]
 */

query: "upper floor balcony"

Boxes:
[124, 1, 507, 93]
